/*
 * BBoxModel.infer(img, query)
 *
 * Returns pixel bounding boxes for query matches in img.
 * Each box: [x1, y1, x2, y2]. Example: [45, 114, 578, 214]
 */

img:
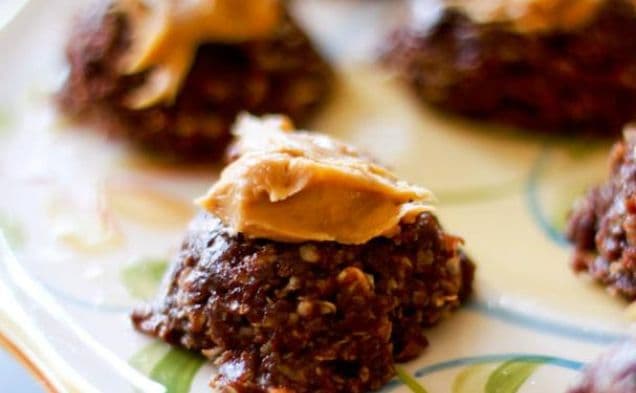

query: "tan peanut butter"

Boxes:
[116, 0, 282, 109]
[443, 0, 604, 32]
[196, 114, 435, 244]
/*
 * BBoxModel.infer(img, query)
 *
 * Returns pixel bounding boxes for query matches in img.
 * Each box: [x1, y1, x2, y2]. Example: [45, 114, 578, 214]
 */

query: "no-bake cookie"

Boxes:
[58, 0, 333, 160]
[567, 126, 636, 299]
[132, 115, 475, 393]
[569, 340, 636, 393]
[384, 0, 636, 135]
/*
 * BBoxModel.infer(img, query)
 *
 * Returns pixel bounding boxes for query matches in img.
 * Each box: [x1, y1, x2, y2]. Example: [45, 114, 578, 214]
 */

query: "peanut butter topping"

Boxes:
[441, 0, 605, 32]
[116, 0, 282, 109]
[196, 115, 434, 244]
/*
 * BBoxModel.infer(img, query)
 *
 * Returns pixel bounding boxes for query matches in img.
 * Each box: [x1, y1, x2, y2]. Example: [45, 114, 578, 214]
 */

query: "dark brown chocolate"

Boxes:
[383, 0, 636, 135]
[132, 212, 474, 393]
[567, 128, 636, 299]
[58, 3, 333, 161]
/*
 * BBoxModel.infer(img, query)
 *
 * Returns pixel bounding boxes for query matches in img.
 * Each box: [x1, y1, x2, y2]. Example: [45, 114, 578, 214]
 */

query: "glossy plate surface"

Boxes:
[0, 1, 633, 392]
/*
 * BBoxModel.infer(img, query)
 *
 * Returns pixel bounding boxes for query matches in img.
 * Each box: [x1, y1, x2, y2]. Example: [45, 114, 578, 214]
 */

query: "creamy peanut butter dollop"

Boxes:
[116, 0, 282, 109]
[196, 115, 434, 244]
[419, 0, 607, 32]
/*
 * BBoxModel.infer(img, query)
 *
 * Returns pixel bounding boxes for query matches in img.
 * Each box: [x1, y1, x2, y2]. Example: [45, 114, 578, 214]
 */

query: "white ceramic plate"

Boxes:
[0, 1, 633, 392]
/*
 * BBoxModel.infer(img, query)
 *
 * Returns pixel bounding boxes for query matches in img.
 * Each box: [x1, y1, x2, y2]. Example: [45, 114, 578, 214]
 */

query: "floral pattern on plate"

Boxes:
[1, 0, 634, 392]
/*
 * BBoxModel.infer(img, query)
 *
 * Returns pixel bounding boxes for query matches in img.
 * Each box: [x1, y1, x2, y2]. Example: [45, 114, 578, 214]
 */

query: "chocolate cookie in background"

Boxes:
[132, 114, 475, 393]
[57, 0, 333, 162]
[566, 126, 636, 300]
[568, 340, 636, 393]
[382, 0, 636, 136]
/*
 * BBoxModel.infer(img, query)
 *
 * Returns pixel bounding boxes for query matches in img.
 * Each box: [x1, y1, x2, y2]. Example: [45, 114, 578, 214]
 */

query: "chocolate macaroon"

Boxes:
[567, 126, 636, 300]
[568, 340, 636, 393]
[58, 0, 333, 161]
[383, 0, 636, 135]
[132, 114, 475, 393]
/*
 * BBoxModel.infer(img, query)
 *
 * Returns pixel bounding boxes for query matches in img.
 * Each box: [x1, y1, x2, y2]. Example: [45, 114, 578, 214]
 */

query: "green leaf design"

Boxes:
[452, 363, 499, 393]
[485, 360, 543, 393]
[0, 213, 24, 249]
[396, 366, 429, 393]
[0, 108, 12, 135]
[130, 342, 205, 393]
[130, 341, 171, 375]
[150, 347, 206, 393]
[121, 259, 168, 300]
